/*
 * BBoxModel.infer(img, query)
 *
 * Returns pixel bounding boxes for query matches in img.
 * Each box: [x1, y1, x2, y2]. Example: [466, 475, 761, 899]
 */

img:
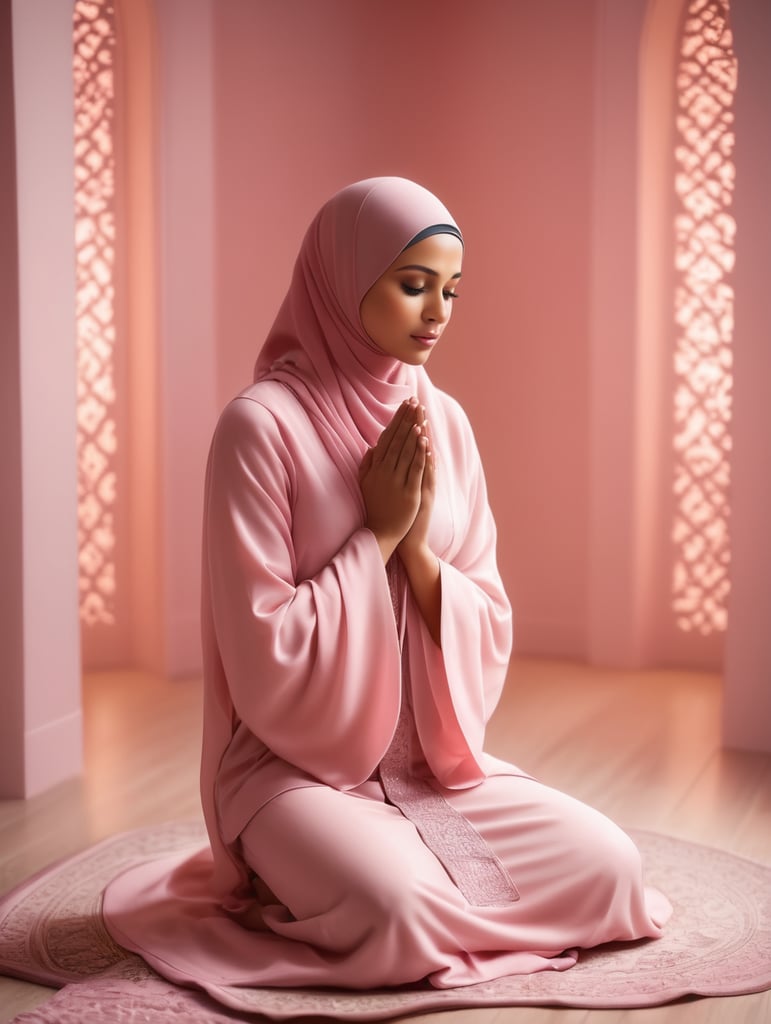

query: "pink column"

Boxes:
[154, 0, 218, 675]
[587, 0, 649, 667]
[722, 0, 771, 753]
[0, 1, 82, 797]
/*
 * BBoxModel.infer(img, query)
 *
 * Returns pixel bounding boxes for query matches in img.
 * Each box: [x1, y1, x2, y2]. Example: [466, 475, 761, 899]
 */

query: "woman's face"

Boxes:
[359, 233, 463, 365]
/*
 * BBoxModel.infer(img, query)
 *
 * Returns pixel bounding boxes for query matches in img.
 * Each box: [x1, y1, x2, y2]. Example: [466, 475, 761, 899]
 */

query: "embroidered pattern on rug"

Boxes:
[1, 822, 770, 1021]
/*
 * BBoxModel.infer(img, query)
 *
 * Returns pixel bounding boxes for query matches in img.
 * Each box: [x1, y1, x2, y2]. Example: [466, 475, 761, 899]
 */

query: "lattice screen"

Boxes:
[672, 0, 737, 634]
[73, 1, 118, 626]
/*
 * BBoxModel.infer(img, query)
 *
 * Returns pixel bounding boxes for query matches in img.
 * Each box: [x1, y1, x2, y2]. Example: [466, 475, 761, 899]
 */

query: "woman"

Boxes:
[104, 177, 670, 992]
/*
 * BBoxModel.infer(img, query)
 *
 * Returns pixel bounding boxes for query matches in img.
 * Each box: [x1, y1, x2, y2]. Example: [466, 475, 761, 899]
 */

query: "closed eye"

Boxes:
[401, 284, 460, 300]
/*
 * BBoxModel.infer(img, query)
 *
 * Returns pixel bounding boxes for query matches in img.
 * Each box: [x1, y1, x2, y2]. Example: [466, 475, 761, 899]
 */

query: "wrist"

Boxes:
[366, 527, 399, 565]
[398, 540, 437, 574]
[398, 542, 442, 647]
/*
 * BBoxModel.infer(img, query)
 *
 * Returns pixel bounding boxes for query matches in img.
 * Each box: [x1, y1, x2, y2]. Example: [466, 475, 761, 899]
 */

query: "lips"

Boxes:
[411, 334, 440, 346]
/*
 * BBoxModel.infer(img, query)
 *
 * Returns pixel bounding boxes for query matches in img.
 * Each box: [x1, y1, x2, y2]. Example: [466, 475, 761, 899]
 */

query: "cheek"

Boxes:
[370, 293, 401, 333]
[386, 295, 407, 326]
[360, 286, 411, 340]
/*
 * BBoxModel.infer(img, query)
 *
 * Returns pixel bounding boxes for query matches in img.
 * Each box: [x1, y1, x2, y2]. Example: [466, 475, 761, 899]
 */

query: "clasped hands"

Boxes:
[359, 397, 435, 566]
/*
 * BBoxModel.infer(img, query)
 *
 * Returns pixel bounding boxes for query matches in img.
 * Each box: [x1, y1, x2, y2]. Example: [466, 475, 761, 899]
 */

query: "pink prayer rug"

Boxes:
[1, 821, 770, 1022]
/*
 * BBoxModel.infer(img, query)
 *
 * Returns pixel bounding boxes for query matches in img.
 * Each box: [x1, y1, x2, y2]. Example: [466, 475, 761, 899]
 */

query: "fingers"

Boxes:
[417, 411, 432, 456]
[399, 403, 433, 482]
[361, 401, 437, 554]
[421, 435, 436, 493]
[394, 404, 433, 488]
[373, 399, 420, 469]
[374, 399, 415, 452]
[365, 398, 433, 495]
[407, 402, 432, 483]
[406, 432, 429, 491]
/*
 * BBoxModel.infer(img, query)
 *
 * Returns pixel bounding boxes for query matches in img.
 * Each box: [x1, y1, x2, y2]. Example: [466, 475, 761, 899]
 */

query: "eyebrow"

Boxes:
[395, 263, 462, 280]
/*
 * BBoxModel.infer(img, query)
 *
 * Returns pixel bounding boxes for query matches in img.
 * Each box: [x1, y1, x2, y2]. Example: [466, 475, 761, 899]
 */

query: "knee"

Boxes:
[580, 821, 660, 946]
[345, 871, 434, 982]
[604, 823, 643, 878]
[352, 867, 424, 934]
[586, 819, 645, 899]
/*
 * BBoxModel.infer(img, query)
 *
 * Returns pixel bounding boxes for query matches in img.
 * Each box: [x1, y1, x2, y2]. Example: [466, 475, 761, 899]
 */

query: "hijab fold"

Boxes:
[253, 177, 463, 468]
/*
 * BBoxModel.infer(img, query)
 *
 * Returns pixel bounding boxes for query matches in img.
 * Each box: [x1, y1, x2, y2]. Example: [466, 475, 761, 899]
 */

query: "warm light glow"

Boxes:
[73, 1, 117, 626]
[672, 0, 736, 635]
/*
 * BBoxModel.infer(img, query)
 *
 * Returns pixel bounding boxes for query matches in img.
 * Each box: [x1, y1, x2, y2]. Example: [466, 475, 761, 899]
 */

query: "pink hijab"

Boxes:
[253, 177, 463, 467]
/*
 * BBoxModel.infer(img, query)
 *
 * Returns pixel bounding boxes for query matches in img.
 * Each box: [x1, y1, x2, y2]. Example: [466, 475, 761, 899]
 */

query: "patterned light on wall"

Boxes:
[73, 1, 118, 626]
[672, 0, 737, 635]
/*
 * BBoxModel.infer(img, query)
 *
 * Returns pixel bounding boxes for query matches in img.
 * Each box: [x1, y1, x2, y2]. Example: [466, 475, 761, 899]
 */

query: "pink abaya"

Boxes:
[103, 178, 671, 995]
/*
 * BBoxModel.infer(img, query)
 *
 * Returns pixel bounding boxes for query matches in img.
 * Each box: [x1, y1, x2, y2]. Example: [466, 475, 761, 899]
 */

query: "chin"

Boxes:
[402, 351, 433, 367]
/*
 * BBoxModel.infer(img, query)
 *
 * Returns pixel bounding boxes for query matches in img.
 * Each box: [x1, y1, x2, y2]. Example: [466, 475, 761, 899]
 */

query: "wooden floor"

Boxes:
[0, 657, 769, 1023]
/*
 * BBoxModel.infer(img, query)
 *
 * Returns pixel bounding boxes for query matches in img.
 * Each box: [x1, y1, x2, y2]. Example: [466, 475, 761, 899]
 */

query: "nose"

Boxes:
[422, 289, 450, 324]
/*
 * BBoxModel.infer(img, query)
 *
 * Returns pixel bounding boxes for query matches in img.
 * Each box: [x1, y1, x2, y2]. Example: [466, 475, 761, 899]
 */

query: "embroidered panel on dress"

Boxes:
[379, 558, 519, 907]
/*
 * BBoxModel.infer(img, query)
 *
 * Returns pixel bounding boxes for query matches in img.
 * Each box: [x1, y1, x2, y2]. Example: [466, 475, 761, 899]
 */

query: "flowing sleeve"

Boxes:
[407, 398, 513, 787]
[204, 395, 401, 790]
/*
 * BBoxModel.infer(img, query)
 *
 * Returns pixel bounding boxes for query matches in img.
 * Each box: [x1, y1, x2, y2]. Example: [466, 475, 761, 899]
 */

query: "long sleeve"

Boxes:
[204, 395, 401, 791]
[407, 396, 513, 787]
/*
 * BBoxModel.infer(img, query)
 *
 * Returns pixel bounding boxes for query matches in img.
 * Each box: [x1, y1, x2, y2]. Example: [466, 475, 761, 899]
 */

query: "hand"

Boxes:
[359, 399, 428, 562]
[397, 411, 441, 647]
[398, 411, 435, 560]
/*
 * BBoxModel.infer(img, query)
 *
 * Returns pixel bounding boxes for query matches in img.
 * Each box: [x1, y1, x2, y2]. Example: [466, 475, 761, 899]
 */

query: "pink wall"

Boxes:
[212, 0, 596, 660]
[0, 0, 25, 796]
[1, 0, 82, 797]
[723, 0, 771, 752]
